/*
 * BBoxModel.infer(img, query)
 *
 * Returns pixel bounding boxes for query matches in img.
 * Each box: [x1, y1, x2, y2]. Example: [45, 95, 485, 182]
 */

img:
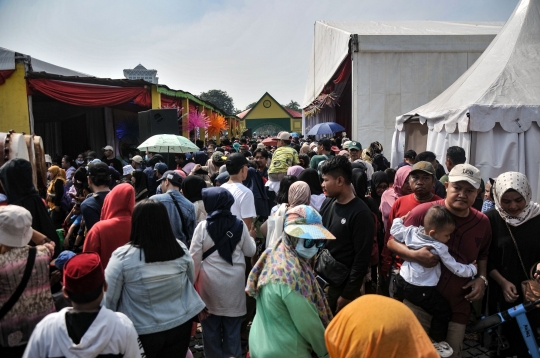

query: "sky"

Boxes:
[0, 0, 518, 110]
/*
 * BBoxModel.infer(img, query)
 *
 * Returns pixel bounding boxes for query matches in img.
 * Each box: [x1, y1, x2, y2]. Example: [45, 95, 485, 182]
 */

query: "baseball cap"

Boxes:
[154, 162, 168, 175]
[63, 252, 105, 294]
[410, 161, 435, 176]
[51, 250, 77, 270]
[404, 149, 417, 159]
[331, 145, 340, 154]
[102, 145, 114, 151]
[278, 131, 291, 140]
[131, 155, 143, 164]
[88, 162, 110, 177]
[86, 151, 97, 160]
[0, 205, 33, 247]
[212, 151, 227, 165]
[157, 170, 183, 187]
[349, 141, 362, 151]
[257, 143, 265, 149]
[448, 164, 482, 189]
[284, 205, 336, 240]
[226, 153, 248, 171]
[342, 141, 352, 150]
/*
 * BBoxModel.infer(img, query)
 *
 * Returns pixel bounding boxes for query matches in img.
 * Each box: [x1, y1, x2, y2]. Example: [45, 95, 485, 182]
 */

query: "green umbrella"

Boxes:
[137, 134, 199, 153]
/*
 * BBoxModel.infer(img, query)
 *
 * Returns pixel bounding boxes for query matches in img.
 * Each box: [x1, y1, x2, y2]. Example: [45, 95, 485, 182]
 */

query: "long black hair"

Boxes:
[275, 175, 298, 205]
[129, 199, 185, 263]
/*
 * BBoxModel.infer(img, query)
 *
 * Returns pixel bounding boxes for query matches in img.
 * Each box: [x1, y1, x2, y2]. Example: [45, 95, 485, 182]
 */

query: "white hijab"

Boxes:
[493, 171, 540, 227]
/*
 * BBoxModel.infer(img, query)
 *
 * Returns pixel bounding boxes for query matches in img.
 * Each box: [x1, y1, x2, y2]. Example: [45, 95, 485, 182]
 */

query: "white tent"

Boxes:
[392, 0, 540, 200]
[302, 21, 502, 153]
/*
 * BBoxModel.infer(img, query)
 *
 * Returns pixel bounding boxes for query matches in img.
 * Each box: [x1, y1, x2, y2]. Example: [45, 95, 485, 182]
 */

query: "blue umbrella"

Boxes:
[307, 122, 345, 136]
[290, 132, 300, 137]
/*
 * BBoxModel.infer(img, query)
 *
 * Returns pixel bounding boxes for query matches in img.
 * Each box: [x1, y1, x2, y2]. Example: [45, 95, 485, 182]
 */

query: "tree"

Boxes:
[284, 100, 301, 112]
[199, 89, 235, 115]
[245, 102, 257, 110]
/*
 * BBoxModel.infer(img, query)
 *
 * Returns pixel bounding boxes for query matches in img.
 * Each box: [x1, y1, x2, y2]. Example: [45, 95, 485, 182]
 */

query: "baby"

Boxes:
[390, 205, 477, 358]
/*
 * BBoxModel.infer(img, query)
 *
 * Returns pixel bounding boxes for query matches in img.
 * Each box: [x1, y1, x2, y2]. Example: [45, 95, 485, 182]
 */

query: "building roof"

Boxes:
[284, 107, 302, 118]
[134, 64, 147, 70]
[241, 93, 302, 120]
[236, 108, 251, 119]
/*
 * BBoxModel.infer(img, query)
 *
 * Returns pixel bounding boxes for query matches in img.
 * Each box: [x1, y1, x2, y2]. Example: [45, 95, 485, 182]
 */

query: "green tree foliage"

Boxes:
[199, 89, 235, 115]
[245, 102, 257, 110]
[284, 100, 301, 112]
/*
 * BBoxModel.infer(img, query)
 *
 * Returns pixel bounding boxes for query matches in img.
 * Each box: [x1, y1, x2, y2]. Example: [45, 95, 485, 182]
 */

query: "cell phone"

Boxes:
[316, 275, 328, 289]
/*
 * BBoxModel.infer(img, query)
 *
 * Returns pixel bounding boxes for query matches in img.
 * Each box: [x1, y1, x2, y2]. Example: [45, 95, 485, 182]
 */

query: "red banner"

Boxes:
[27, 79, 151, 107]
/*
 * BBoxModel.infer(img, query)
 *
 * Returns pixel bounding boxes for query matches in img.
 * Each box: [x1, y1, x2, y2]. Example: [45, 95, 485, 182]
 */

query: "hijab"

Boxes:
[0, 159, 59, 256]
[288, 181, 311, 207]
[325, 295, 438, 358]
[193, 151, 209, 166]
[352, 168, 379, 215]
[182, 175, 206, 203]
[370, 171, 389, 207]
[393, 165, 412, 197]
[287, 165, 305, 177]
[48, 166, 66, 189]
[202, 187, 243, 265]
[246, 231, 333, 327]
[493, 171, 540, 227]
[243, 167, 270, 218]
[132, 171, 148, 200]
[297, 168, 323, 195]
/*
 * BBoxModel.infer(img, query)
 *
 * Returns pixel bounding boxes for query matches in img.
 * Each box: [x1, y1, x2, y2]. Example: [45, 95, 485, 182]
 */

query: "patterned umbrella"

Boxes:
[137, 134, 199, 153]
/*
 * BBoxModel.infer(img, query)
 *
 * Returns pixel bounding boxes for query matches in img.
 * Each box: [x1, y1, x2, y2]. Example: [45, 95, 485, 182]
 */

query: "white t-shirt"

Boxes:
[221, 182, 257, 220]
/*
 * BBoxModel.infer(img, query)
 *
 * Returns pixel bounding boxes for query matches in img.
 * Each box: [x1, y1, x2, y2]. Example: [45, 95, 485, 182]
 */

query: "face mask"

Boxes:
[75, 160, 85, 165]
[295, 239, 319, 259]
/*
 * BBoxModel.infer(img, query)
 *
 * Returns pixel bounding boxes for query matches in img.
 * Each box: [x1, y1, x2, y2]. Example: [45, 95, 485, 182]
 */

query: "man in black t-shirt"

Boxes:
[101, 145, 123, 174]
[318, 156, 374, 314]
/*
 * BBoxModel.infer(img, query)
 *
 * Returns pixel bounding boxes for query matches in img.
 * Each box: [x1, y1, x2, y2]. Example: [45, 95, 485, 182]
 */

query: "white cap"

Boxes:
[123, 165, 134, 176]
[257, 143, 265, 149]
[131, 155, 143, 163]
[103, 145, 114, 151]
[45, 154, 52, 163]
[0, 205, 33, 247]
[448, 164, 482, 189]
[278, 131, 291, 140]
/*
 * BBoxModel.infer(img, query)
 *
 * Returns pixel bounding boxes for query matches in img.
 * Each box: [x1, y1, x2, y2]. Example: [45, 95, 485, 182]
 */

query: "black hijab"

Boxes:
[243, 167, 270, 218]
[352, 168, 379, 215]
[0, 158, 59, 256]
[132, 171, 148, 200]
[297, 168, 323, 195]
[182, 175, 206, 203]
[202, 187, 243, 265]
[193, 151, 209, 166]
[370, 171, 389, 207]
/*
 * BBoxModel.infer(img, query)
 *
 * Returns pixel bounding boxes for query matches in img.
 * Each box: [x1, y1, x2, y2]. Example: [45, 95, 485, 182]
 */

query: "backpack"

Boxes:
[372, 153, 390, 172]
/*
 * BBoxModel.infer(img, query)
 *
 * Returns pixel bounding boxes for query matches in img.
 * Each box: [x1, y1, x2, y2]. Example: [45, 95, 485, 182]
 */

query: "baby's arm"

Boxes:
[436, 244, 477, 277]
[389, 217, 416, 244]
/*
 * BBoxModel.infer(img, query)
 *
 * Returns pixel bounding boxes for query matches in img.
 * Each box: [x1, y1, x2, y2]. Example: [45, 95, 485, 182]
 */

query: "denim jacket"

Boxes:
[152, 190, 196, 245]
[104, 240, 205, 335]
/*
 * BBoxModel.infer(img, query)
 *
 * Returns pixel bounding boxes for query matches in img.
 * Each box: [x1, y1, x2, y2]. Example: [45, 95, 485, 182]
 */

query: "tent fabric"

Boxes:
[392, 0, 540, 200]
[28, 79, 151, 108]
[303, 21, 502, 108]
[0, 70, 14, 85]
[396, 0, 540, 134]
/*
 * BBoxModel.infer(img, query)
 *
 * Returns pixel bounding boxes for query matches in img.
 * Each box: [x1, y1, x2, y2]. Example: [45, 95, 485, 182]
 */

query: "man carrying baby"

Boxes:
[388, 164, 492, 358]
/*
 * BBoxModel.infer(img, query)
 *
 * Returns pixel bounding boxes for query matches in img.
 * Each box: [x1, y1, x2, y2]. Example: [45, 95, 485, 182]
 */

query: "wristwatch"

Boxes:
[478, 275, 488, 287]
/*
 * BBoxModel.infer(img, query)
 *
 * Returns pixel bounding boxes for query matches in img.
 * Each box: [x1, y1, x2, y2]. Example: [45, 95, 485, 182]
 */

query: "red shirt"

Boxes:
[381, 194, 441, 276]
[405, 200, 491, 324]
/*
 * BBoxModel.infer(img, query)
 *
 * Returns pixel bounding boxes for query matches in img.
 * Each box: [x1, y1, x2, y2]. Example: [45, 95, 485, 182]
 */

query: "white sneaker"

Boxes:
[433, 341, 453, 357]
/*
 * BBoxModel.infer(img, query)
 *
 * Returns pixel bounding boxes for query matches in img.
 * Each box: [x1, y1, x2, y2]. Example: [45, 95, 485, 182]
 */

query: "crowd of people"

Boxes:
[0, 132, 539, 358]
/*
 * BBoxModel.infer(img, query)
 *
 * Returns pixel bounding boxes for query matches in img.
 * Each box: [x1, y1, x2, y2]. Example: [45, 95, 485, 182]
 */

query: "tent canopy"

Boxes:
[393, 0, 540, 200]
[303, 21, 502, 108]
[396, 0, 540, 134]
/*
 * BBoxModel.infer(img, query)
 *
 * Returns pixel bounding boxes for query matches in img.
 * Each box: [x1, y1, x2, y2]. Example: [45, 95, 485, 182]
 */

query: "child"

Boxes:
[23, 253, 141, 357]
[390, 205, 477, 358]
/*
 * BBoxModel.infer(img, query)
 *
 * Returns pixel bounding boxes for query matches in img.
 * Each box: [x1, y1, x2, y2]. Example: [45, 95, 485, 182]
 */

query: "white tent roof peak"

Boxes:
[396, 0, 540, 134]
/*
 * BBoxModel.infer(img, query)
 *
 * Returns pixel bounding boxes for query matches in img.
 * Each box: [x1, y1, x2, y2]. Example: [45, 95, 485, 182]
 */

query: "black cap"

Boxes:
[404, 150, 417, 160]
[88, 162, 110, 177]
[157, 170, 182, 187]
[225, 153, 248, 172]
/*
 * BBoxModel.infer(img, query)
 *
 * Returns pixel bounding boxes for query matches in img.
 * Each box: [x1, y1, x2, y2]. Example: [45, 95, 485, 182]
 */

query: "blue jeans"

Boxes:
[201, 314, 242, 358]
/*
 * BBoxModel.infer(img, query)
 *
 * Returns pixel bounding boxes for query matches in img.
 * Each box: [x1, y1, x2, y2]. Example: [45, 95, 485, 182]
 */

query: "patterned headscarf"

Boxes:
[288, 181, 311, 208]
[493, 171, 540, 227]
[246, 226, 333, 326]
[287, 165, 305, 178]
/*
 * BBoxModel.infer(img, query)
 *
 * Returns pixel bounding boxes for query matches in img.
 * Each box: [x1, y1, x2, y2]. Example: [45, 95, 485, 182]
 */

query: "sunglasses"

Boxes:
[303, 239, 326, 249]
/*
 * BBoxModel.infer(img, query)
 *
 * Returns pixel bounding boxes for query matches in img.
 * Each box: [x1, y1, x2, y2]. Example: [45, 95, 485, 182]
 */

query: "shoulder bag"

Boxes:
[202, 220, 243, 260]
[314, 200, 350, 287]
[0, 247, 37, 321]
[505, 221, 540, 306]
